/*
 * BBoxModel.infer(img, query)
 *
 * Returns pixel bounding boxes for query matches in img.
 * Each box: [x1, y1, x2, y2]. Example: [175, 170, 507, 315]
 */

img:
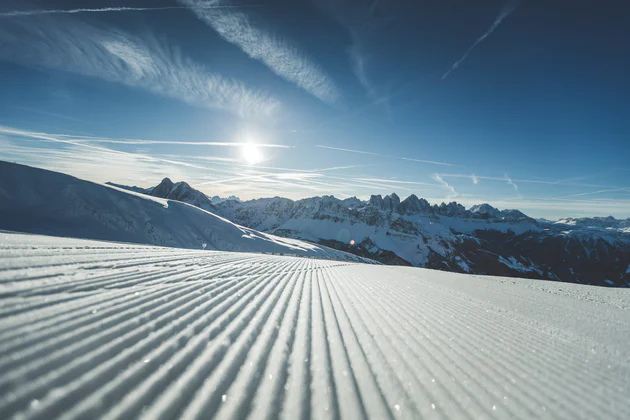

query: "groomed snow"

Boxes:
[1, 232, 629, 419]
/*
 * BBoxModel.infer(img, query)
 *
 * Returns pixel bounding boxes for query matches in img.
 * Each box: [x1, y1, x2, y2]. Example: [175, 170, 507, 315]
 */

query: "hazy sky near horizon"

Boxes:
[0, 0, 629, 219]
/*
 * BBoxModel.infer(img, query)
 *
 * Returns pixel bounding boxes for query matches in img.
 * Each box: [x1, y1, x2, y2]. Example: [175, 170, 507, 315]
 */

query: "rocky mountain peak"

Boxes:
[368, 194, 385, 210]
[151, 177, 175, 197]
[146, 178, 214, 211]
[469, 203, 498, 218]
[434, 201, 469, 217]
[340, 196, 364, 209]
[399, 194, 432, 215]
[383, 193, 400, 212]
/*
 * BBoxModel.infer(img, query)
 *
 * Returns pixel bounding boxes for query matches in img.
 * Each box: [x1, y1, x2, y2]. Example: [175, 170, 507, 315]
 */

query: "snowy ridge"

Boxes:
[1, 232, 629, 419]
[0, 161, 373, 264]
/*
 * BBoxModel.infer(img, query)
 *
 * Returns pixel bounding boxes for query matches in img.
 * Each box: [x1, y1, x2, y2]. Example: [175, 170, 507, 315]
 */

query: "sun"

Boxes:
[242, 143, 263, 165]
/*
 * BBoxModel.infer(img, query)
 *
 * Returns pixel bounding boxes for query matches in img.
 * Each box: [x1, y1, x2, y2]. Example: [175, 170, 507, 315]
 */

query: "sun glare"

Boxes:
[242, 143, 263, 165]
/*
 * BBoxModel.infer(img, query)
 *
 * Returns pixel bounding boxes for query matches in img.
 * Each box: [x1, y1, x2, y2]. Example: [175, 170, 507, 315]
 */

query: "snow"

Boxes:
[1, 232, 629, 419]
[279, 217, 431, 265]
[455, 256, 472, 273]
[498, 256, 543, 275]
[0, 161, 373, 264]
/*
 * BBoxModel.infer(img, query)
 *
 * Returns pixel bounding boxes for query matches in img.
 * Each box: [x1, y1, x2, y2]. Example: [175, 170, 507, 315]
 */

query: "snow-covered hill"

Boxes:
[0, 161, 373, 264]
[1, 232, 629, 419]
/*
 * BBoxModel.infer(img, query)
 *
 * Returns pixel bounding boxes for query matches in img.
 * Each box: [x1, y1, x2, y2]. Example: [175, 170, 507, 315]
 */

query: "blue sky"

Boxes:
[0, 0, 629, 219]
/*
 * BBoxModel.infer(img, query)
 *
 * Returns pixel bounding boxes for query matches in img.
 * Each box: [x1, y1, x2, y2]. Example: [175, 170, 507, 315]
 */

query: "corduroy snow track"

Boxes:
[1, 232, 629, 419]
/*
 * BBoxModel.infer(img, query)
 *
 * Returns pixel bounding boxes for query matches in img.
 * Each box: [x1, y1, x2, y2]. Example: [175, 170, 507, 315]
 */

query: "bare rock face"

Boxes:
[150, 178, 175, 198]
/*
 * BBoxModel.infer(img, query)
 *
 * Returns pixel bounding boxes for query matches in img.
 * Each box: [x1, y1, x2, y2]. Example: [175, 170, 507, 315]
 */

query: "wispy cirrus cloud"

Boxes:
[558, 187, 630, 198]
[0, 125, 361, 198]
[0, 130, 196, 185]
[354, 178, 434, 187]
[400, 157, 460, 167]
[179, 0, 340, 104]
[54, 134, 292, 148]
[437, 173, 618, 189]
[313, 0, 387, 103]
[442, 0, 520, 80]
[0, 125, 252, 179]
[316, 144, 460, 167]
[505, 173, 519, 191]
[0, 4, 260, 17]
[316, 145, 381, 156]
[432, 174, 458, 198]
[0, 15, 278, 118]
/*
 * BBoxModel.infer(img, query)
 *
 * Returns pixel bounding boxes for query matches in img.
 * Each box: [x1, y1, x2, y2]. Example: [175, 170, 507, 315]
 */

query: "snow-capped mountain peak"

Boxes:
[469, 203, 498, 217]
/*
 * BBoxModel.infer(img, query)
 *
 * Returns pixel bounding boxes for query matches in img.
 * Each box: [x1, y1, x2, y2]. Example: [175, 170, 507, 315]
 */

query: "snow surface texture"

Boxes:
[0, 161, 373, 264]
[1, 232, 629, 419]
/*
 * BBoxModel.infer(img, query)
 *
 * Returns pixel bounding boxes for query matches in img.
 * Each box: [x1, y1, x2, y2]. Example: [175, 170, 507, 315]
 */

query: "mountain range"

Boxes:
[114, 176, 630, 287]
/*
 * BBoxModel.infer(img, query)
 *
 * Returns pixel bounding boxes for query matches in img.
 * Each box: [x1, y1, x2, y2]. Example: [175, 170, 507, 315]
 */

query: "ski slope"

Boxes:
[1, 232, 629, 419]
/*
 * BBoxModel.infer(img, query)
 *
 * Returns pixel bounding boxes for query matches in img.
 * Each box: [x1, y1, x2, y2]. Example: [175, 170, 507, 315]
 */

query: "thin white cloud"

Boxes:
[2, 126, 354, 194]
[317, 144, 460, 167]
[317, 174, 414, 192]
[0, 125, 241, 177]
[179, 0, 340, 104]
[471, 173, 479, 185]
[400, 157, 460, 168]
[558, 187, 630, 198]
[275, 172, 322, 180]
[1, 125, 383, 199]
[1, 136, 194, 186]
[442, 0, 520, 80]
[438, 173, 617, 189]
[348, 44, 371, 94]
[181, 155, 237, 163]
[354, 178, 434, 186]
[505, 173, 518, 191]
[1, 125, 312, 198]
[316, 145, 381, 156]
[432, 174, 458, 198]
[54, 134, 292, 148]
[8, 105, 89, 123]
[0, 4, 260, 17]
[0, 15, 278, 118]
[311, 165, 365, 172]
[347, 40, 387, 105]
[5, 125, 629, 217]
[314, 0, 390, 105]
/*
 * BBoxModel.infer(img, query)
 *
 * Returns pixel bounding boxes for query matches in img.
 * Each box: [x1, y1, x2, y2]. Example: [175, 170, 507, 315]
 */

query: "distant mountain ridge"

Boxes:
[111, 177, 630, 287]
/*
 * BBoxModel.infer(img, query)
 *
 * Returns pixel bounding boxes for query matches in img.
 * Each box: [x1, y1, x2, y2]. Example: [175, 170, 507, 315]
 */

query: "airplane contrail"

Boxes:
[0, 4, 260, 18]
[442, 0, 520, 80]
